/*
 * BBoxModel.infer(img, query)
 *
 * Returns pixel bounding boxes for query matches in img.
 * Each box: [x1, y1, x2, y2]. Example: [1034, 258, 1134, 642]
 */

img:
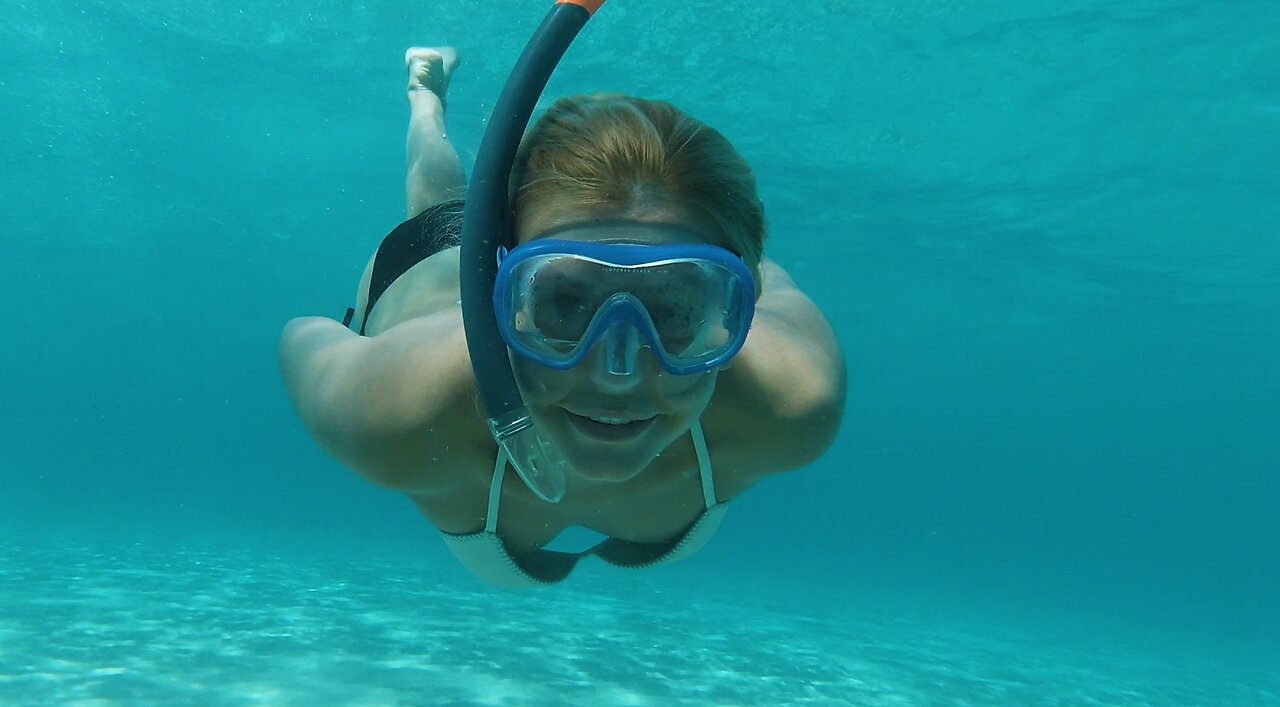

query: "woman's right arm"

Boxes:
[278, 307, 486, 494]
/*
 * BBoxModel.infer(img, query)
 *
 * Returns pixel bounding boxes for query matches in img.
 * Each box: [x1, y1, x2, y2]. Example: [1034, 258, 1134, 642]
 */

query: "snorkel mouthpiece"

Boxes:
[488, 409, 567, 504]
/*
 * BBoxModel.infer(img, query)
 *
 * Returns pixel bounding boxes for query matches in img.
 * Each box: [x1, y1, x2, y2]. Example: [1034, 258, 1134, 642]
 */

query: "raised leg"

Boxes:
[405, 47, 466, 219]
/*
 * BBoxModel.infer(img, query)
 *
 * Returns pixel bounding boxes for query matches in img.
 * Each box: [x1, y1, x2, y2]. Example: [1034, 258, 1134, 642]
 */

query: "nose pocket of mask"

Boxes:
[602, 321, 640, 376]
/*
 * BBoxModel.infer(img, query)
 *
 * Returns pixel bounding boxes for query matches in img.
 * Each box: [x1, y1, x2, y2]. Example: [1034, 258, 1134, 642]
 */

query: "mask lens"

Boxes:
[528, 259, 602, 341]
[630, 260, 739, 359]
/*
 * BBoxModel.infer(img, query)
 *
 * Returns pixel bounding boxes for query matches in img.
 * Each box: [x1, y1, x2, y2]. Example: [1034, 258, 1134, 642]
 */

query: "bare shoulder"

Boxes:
[702, 258, 846, 484]
[278, 300, 491, 495]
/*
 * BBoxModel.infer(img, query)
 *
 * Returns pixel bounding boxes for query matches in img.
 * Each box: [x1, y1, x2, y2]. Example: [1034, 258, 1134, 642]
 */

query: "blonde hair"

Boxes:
[511, 94, 766, 281]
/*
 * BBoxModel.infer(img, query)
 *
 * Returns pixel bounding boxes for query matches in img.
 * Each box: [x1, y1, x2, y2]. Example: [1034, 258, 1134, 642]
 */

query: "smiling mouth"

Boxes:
[563, 409, 658, 441]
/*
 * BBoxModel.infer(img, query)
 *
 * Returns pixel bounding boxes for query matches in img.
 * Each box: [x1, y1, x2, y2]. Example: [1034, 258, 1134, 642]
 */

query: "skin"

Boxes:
[278, 48, 846, 561]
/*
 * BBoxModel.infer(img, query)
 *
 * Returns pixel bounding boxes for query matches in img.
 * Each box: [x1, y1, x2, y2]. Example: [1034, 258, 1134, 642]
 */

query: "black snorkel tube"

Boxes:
[460, 0, 604, 503]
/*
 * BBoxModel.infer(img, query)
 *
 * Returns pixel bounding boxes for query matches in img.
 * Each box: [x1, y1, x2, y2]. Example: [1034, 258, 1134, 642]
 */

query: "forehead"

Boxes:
[532, 220, 713, 247]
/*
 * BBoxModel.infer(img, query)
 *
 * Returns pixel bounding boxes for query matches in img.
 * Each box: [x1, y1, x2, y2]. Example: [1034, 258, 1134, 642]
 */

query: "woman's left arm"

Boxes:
[706, 257, 847, 478]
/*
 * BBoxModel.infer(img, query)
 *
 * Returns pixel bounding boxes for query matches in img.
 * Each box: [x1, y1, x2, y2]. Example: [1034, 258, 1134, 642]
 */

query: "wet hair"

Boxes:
[510, 94, 766, 282]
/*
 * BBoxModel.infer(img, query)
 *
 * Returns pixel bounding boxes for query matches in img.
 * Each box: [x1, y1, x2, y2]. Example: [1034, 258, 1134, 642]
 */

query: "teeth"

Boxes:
[589, 415, 637, 425]
[582, 414, 652, 426]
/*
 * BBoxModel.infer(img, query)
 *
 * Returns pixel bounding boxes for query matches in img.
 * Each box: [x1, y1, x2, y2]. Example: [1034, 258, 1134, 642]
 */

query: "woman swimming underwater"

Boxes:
[279, 33, 845, 588]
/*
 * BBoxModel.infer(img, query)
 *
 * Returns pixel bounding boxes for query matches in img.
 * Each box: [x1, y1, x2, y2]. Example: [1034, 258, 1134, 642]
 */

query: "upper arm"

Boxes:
[278, 310, 485, 493]
[706, 258, 847, 477]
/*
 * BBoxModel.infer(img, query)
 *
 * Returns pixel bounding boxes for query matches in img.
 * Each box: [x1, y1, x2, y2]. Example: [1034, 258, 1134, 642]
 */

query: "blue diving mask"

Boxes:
[494, 238, 757, 376]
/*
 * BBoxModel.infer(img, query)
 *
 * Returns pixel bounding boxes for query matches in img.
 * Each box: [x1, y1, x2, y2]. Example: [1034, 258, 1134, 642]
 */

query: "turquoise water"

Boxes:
[3, 0, 1278, 704]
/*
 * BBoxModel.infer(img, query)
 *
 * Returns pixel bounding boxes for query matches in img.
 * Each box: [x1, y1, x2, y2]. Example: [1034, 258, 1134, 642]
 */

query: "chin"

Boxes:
[568, 459, 648, 483]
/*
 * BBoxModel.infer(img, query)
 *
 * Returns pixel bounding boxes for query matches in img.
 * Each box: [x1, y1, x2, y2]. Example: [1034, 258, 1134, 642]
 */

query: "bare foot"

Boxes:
[406, 47, 460, 99]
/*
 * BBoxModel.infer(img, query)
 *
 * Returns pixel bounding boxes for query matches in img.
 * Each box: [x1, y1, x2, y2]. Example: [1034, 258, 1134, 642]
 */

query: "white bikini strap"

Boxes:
[485, 448, 508, 533]
[691, 421, 717, 508]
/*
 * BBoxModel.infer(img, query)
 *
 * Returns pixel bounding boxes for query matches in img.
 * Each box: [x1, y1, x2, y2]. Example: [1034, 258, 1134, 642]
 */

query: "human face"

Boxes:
[509, 212, 729, 484]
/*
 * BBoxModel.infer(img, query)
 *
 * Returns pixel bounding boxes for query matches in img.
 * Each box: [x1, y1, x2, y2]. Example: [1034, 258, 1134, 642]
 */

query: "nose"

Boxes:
[584, 324, 659, 392]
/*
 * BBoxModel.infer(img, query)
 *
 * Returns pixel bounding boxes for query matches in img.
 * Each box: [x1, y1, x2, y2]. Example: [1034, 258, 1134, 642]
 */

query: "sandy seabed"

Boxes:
[0, 539, 1275, 706]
